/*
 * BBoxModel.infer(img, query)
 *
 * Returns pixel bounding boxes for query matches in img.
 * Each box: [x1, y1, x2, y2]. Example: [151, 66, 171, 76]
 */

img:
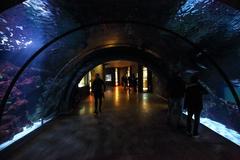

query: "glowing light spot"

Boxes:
[10, 32, 13, 37]
[16, 26, 24, 30]
[5, 27, 12, 31]
[15, 40, 21, 45]
[1, 36, 8, 45]
[25, 40, 33, 46]
[0, 18, 7, 23]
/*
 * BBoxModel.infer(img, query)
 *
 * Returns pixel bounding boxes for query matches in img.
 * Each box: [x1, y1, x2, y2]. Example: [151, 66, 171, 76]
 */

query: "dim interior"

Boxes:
[0, 0, 240, 154]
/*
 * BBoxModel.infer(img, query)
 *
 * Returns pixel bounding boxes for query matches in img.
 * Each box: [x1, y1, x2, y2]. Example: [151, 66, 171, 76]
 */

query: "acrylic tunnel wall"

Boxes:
[0, 0, 240, 150]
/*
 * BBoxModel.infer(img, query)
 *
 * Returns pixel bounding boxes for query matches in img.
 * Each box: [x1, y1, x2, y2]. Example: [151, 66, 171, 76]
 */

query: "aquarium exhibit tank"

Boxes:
[0, 0, 240, 150]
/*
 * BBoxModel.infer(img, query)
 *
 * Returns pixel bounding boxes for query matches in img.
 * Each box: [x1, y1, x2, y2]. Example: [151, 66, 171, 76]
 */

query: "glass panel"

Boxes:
[0, 0, 78, 98]
[0, 29, 87, 150]
[0, 23, 198, 150]
[167, 0, 240, 145]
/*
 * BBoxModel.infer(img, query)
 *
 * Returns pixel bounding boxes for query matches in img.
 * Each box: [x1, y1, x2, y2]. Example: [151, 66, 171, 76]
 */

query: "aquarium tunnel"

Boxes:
[0, 0, 240, 151]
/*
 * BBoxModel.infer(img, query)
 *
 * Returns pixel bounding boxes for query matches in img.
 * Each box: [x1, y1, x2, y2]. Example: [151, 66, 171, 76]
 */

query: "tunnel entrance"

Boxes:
[57, 46, 175, 116]
[71, 60, 164, 111]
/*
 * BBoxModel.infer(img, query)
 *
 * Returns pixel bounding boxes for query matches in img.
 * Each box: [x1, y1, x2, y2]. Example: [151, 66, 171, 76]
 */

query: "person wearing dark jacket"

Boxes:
[184, 73, 208, 137]
[92, 73, 106, 114]
[167, 71, 186, 127]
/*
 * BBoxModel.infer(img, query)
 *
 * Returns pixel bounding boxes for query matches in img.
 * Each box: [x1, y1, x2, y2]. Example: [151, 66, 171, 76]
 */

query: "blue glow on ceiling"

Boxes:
[170, 0, 240, 43]
[0, 0, 77, 53]
[0, 16, 34, 51]
[22, 0, 54, 18]
[177, 0, 214, 17]
[0, 0, 55, 52]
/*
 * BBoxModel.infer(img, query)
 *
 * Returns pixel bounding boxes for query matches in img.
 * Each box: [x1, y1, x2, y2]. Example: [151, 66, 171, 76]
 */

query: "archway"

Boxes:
[1, 22, 240, 150]
[43, 45, 170, 115]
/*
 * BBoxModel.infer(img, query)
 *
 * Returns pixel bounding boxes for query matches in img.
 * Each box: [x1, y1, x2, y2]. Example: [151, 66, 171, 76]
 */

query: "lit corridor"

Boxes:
[4, 87, 240, 160]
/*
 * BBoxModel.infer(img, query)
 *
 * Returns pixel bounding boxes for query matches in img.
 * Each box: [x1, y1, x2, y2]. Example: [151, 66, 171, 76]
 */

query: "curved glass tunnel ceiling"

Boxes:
[0, 0, 240, 150]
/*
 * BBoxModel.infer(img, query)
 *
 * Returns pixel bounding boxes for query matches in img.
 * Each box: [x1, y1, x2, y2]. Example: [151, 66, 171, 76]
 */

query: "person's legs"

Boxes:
[193, 111, 201, 136]
[133, 84, 137, 92]
[176, 98, 183, 126]
[167, 99, 174, 124]
[187, 110, 193, 134]
[99, 97, 102, 113]
[94, 96, 98, 113]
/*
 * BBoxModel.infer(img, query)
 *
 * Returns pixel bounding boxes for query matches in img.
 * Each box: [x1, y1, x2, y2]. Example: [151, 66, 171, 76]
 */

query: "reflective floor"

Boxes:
[2, 87, 240, 160]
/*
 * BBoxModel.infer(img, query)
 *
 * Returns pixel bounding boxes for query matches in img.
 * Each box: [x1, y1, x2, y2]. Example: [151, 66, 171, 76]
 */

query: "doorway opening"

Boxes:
[72, 60, 164, 109]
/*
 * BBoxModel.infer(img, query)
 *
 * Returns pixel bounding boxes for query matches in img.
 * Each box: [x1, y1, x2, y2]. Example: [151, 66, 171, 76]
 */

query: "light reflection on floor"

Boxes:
[114, 87, 120, 107]
[142, 94, 150, 113]
[79, 95, 94, 115]
[2, 87, 239, 152]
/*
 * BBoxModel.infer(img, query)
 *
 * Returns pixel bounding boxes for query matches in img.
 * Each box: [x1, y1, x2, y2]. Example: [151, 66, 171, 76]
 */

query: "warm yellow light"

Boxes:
[114, 87, 120, 106]
[127, 67, 130, 86]
[115, 68, 118, 86]
[127, 67, 130, 77]
[88, 71, 92, 92]
[143, 67, 148, 91]
[78, 78, 85, 88]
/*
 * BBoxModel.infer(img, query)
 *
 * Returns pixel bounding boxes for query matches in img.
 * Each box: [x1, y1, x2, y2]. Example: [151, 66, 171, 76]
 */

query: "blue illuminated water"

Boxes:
[183, 111, 240, 146]
[0, 119, 52, 151]
[177, 0, 213, 17]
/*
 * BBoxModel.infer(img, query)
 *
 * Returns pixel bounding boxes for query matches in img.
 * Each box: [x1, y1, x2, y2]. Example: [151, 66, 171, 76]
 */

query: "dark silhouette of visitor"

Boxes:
[184, 73, 208, 137]
[128, 74, 137, 92]
[121, 75, 127, 90]
[92, 73, 106, 115]
[127, 75, 131, 91]
[132, 74, 137, 92]
[167, 71, 185, 127]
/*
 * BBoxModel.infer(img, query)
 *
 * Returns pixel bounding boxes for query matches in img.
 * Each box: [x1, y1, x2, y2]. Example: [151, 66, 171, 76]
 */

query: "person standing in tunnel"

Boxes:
[184, 73, 208, 137]
[92, 73, 106, 115]
[167, 71, 186, 127]
[121, 74, 127, 90]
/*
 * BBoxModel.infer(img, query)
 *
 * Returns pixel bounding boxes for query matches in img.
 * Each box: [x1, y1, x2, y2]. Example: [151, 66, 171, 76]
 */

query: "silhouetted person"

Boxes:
[121, 75, 127, 90]
[128, 74, 137, 92]
[134, 76, 138, 92]
[131, 74, 137, 92]
[184, 73, 208, 137]
[127, 75, 132, 91]
[92, 73, 106, 114]
[167, 71, 185, 127]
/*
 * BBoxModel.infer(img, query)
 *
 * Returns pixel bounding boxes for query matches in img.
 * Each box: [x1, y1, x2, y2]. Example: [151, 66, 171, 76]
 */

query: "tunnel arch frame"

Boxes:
[50, 45, 169, 113]
[1, 20, 239, 123]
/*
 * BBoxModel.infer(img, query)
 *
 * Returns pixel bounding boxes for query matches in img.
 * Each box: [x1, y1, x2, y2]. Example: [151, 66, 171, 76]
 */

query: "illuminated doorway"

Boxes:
[143, 66, 148, 92]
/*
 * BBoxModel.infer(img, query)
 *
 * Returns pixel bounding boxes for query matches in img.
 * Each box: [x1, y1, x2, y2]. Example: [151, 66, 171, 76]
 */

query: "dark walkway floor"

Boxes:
[3, 87, 240, 160]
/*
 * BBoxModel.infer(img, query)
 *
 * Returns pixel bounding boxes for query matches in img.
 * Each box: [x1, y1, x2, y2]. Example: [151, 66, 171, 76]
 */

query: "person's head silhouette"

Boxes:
[95, 73, 100, 79]
[190, 73, 199, 83]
